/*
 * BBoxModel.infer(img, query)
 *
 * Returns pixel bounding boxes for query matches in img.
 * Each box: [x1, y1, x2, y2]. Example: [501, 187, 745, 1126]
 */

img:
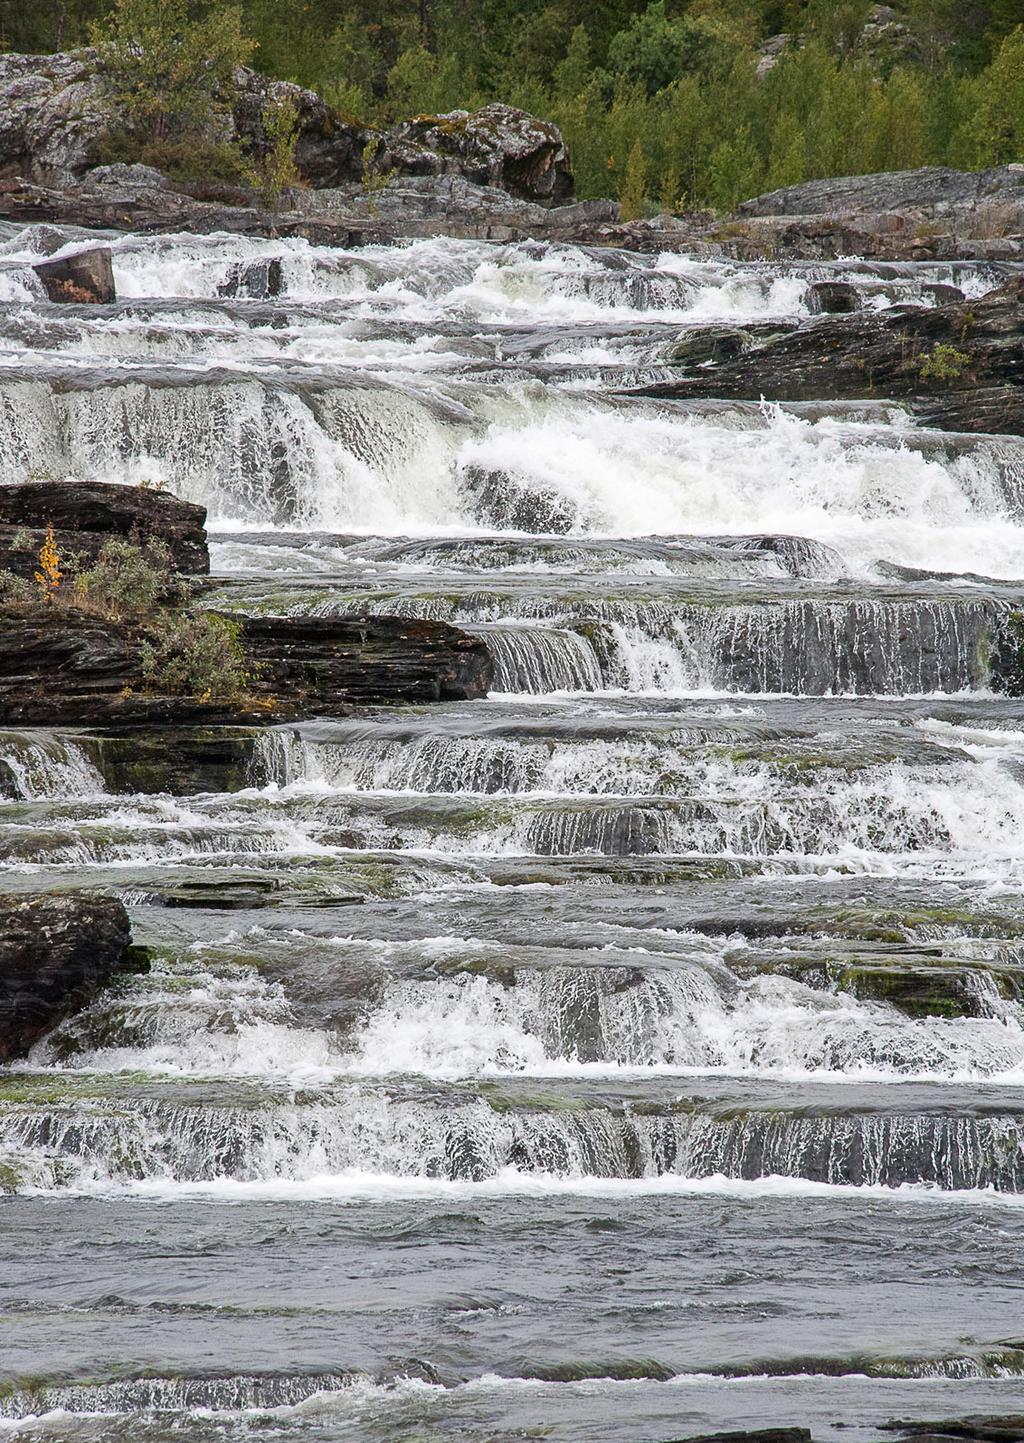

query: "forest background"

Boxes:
[3, 0, 1024, 213]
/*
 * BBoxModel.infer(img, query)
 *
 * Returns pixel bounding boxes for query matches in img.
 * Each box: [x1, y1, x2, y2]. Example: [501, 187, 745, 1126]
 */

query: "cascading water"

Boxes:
[3, 226, 1024, 1441]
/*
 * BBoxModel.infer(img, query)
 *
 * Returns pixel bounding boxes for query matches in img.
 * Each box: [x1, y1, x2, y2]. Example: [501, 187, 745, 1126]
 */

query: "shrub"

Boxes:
[95, 131, 256, 187]
[34, 525, 61, 605]
[140, 612, 250, 700]
[618, 139, 648, 221]
[75, 536, 180, 620]
[0, 571, 35, 605]
[92, 0, 255, 145]
[919, 342, 971, 382]
[253, 94, 303, 209]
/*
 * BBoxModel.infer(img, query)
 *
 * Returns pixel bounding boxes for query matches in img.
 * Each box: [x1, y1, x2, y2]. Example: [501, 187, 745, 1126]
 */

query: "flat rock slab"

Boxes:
[0, 892, 138, 1061]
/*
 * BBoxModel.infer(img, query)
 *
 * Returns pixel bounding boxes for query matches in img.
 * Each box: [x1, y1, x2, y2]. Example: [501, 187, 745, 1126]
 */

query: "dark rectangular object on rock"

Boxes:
[33, 245, 115, 303]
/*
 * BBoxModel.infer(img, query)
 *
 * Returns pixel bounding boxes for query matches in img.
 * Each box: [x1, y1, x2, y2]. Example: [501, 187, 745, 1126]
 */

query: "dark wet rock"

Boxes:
[0, 480, 209, 577]
[0, 606, 492, 725]
[381, 105, 573, 206]
[806, 279, 861, 314]
[461, 464, 578, 533]
[239, 613, 493, 706]
[33, 243, 114, 302]
[668, 327, 750, 365]
[0, 892, 139, 1062]
[922, 282, 965, 306]
[882, 1418, 1024, 1442]
[89, 729, 258, 795]
[732, 953, 1023, 1019]
[914, 385, 1024, 437]
[631, 279, 1024, 435]
[668, 1429, 813, 1443]
[217, 256, 284, 299]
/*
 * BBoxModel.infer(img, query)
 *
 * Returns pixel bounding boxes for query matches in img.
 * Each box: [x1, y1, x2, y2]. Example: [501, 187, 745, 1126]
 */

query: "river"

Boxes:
[1, 230, 1024, 1441]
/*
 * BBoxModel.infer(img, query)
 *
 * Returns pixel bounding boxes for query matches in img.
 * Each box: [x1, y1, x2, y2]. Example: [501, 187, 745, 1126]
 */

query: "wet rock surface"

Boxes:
[0, 892, 137, 1061]
[0, 480, 209, 577]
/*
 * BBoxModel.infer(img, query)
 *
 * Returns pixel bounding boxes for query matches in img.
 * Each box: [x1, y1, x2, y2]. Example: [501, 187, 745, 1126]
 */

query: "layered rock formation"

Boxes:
[0, 480, 209, 576]
[0, 606, 493, 725]
[631, 276, 1024, 435]
[0, 892, 140, 1061]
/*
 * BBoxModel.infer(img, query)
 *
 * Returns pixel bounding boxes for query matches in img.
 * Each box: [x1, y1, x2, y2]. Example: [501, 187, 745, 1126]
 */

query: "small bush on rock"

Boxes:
[0, 571, 36, 605]
[919, 342, 971, 382]
[140, 612, 250, 700]
[75, 536, 181, 619]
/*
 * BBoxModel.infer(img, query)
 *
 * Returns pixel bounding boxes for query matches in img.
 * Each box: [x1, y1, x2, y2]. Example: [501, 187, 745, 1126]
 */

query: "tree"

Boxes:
[92, 0, 255, 142]
[618, 138, 647, 219]
[971, 25, 1024, 164]
[607, 1, 719, 94]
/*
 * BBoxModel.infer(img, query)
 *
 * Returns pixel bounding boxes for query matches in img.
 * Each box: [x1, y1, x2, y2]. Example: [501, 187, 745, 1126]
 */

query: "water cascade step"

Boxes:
[2, 228, 1024, 1441]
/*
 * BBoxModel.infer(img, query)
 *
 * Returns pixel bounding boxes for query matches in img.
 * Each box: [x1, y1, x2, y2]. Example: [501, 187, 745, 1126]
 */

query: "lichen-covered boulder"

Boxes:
[381, 105, 574, 206]
[0, 49, 109, 184]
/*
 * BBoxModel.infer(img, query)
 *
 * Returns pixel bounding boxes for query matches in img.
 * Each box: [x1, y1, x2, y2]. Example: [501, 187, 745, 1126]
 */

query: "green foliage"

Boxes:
[618, 138, 647, 219]
[9, 0, 1024, 213]
[75, 536, 180, 619]
[253, 93, 302, 208]
[918, 341, 971, 382]
[92, 0, 255, 143]
[140, 611, 250, 700]
[0, 570, 35, 605]
[95, 131, 255, 185]
[607, 2, 719, 95]
[969, 26, 1024, 165]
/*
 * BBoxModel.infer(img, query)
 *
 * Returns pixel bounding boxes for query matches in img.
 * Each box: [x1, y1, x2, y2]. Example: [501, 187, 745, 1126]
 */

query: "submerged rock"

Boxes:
[0, 480, 209, 576]
[33, 243, 114, 302]
[0, 892, 139, 1061]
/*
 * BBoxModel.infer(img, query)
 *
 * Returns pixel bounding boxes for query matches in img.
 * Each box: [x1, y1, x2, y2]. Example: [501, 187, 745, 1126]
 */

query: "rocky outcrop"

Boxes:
[0, 606, 493, 725]
[0, 481, 209, 577]
[737, 164, 1024, 222]
[719, 164, 1024, 261]
[0, 49, 109, 184]
[33, 243, 114, 301]
[631, 278, 1024, 434]
[0, 892, 139, 1061]
[0, 49, 574, 208]
[381, 105, 573, 206]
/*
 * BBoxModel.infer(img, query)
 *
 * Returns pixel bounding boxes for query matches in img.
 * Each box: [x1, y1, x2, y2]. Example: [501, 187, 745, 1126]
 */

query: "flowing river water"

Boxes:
[2, 229, 1024, 1440]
